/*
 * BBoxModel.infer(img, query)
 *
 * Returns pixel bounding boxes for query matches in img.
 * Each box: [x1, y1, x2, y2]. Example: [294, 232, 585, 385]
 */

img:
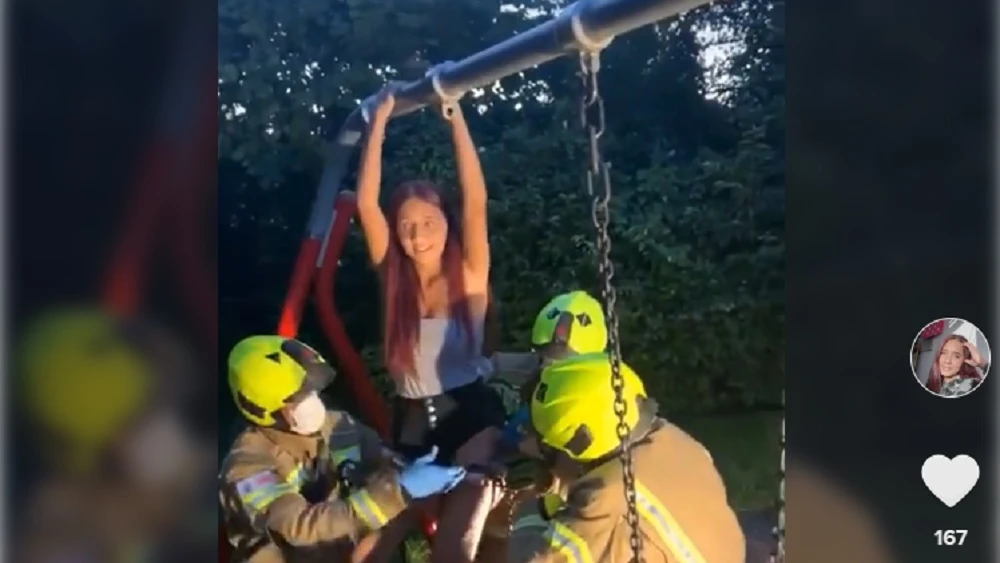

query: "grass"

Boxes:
[395, 411, 782, 562]
[674, 411, 783, 511]
[400, 538, 431, 563]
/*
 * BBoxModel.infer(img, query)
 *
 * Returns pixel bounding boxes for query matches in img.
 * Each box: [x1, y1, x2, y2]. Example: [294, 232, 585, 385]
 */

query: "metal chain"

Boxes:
[578, 51, 643, 563]
[506, 486, 517, 537]
[770, 391, 786, 563]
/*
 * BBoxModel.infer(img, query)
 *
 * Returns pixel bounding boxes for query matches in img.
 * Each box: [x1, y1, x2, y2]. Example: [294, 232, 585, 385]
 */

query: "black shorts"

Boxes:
[391, 379, 507, 464]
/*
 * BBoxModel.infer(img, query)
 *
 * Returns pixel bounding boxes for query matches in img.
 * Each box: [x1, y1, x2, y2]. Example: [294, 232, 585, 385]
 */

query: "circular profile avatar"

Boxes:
[910, 318, 991, 398]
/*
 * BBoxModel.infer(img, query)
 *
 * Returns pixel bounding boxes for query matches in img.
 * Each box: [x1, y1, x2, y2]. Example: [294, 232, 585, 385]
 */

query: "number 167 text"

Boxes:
[934, 530, 967, 546]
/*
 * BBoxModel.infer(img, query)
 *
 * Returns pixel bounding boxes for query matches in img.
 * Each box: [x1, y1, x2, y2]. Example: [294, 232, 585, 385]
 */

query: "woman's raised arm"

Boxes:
[447, 105, 490, 279]
[355, 92, 395, 268]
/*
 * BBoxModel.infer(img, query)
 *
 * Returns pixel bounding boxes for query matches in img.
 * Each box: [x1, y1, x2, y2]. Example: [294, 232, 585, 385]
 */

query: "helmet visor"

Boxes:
[280, 339, 335, 403]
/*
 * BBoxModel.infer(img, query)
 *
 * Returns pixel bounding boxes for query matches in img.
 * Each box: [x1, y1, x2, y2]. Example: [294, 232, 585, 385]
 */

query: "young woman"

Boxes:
[355, 86, 508, 563]
[925, 334, 988, 397]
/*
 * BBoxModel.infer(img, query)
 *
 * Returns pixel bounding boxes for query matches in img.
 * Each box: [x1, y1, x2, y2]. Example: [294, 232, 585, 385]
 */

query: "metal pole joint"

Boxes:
[563, 1, 615, 53]
[426, 61, 462, 103]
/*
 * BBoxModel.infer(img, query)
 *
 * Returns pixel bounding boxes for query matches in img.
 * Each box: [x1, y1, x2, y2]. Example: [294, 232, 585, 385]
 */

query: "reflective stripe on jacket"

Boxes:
[219, 411, 407, 562]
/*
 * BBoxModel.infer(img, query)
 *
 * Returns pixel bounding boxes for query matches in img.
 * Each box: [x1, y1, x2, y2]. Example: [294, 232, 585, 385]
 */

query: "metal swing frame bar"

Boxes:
[301, 0, 710, 242]
[275, 0, 712, 548]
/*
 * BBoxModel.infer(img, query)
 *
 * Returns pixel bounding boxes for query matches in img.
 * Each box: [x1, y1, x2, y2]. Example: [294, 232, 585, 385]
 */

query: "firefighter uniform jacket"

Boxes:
[219, 411, 407, 562]
[507, 419, 745, 563]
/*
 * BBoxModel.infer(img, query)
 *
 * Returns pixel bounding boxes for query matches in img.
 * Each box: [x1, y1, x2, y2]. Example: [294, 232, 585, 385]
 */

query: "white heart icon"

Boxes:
[921, 454, 979, 508]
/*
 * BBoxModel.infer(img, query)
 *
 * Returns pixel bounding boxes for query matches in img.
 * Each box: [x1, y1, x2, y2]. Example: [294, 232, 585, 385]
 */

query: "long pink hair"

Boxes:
[925, 334, 982, 393]
[382, 181, 474, 379]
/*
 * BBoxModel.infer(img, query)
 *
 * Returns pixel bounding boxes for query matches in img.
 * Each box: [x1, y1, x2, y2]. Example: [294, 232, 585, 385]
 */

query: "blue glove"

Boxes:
[397, 446, 467, 499]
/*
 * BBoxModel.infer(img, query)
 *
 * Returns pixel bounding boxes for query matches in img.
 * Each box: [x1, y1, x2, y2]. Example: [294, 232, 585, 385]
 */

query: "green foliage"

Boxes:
[678, 412, 783, 508]
[218, 0, 785, 416]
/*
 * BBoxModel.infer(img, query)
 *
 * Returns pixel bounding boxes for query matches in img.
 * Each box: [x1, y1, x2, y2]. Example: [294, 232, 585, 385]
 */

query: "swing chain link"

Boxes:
[577, 50, 643, 563]
[771, 392, 786, 563]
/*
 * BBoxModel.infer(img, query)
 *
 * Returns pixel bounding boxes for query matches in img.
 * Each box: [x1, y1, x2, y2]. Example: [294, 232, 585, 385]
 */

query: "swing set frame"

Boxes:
[283, 0, 709, 440]
[230, 0, 714, 559]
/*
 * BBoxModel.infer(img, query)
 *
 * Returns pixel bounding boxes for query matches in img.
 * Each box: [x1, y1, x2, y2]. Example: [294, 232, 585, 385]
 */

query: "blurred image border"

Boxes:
[8, 1, 219, 561]
[785, 0, 995, 561]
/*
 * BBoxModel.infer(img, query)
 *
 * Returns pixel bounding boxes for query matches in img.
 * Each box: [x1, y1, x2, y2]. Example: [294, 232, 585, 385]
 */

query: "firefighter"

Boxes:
[493, 289, 609, 448]
[472, 291, 612, 562]
[219, 335, 467, 562]
[507, 352, 746, 563]
[529, 290, 608, 362]
[489, 289, 608, 390]
[16, 309, 212, 563]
